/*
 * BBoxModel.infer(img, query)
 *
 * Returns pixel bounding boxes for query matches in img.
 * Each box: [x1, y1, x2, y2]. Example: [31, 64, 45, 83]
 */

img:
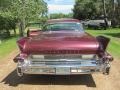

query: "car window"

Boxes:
[46, 22, 84, 32]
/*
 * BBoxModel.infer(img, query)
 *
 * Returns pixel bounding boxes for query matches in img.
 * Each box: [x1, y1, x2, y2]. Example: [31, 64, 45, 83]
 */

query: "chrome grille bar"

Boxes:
[31, 61, 82, 65]
[30, 54, 96, 60]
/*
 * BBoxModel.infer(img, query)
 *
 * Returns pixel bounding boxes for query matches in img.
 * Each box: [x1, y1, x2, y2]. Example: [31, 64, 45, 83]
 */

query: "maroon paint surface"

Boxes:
[17, 19, 100, 55]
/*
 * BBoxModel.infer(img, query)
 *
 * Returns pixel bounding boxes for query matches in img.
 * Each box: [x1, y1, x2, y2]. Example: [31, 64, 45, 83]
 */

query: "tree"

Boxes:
[116, 0, 120, 26]
[0, 0, 48, 37]
[73, 0, 120, 28]
[102, 0, 108, 29]
[50, 13, 73, 19]
[0, 12, 17, 37]
[73, 0, 102, 20]
[108, 0, 120, 27]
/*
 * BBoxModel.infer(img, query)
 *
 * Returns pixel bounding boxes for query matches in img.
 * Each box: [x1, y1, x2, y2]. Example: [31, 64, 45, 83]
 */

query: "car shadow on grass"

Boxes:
[1, 69, 96, 87]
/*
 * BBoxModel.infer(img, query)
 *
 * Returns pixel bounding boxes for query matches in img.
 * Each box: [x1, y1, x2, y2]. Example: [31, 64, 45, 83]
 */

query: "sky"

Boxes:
[44, 0, 75, 14]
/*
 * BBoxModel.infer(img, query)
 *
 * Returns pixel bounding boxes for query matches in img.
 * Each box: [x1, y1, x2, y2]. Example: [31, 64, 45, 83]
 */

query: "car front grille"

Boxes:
[31, 61, 82, 65]
[29, 54, 97, 66]
[30, 54, 96, 60]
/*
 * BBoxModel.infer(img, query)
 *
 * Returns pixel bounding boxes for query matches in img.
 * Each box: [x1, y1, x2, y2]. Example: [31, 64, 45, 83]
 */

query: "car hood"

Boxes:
[22, 31, 99, 54]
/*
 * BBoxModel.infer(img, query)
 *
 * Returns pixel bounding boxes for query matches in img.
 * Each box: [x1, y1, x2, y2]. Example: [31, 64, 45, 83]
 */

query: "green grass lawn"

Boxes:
[0, 36, 18, 59]
[86, 28, 120, 59]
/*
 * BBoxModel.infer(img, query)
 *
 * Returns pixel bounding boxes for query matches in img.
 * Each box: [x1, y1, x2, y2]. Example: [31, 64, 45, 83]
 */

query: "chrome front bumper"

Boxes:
[17, 59, 110, 76]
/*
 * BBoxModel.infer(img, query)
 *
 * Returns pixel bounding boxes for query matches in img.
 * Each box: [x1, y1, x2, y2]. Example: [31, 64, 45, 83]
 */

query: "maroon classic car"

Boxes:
[14, 19, 113, 76]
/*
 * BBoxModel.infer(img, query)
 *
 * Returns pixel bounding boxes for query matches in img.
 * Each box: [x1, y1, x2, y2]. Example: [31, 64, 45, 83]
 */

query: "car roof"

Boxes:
[47, 18, 80, 23]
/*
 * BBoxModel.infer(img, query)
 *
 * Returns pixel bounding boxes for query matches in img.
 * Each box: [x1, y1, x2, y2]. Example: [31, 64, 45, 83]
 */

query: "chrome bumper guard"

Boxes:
[17, 59, 110, 76]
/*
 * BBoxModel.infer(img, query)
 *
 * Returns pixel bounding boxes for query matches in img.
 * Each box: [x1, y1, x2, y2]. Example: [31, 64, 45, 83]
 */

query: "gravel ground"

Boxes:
[0, 50, 120, 90]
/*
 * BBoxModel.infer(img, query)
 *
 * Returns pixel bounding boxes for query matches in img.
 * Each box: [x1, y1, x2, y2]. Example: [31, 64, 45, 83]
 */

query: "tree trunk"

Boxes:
[19, 19, 25, 37]
[117, 0, 120, 27]
[111, 0, 116, 27]
[6, 29, 10, 37]
[102, 0, 108, 29]
[13, 28, 16, 36]
[19, 0, 26, 37]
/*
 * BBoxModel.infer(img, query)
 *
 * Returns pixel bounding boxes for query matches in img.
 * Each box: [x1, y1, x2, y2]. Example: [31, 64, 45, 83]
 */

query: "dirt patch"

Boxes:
[0, 50, 120, 90]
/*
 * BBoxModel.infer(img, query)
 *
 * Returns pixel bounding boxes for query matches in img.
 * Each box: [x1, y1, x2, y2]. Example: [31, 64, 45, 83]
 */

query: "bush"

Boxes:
[0, 14, 17, 39]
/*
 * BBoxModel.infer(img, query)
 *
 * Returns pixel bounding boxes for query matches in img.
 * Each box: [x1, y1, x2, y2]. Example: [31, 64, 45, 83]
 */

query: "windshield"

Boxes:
[45, 22, 84, 32]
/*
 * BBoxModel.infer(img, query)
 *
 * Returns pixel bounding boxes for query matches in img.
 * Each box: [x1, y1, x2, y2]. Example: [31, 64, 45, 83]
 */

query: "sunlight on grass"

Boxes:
[0, 37, 18, 59]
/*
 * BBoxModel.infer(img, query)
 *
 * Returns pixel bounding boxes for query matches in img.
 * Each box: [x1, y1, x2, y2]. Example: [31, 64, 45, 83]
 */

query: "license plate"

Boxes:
[56, 67, 70, 74]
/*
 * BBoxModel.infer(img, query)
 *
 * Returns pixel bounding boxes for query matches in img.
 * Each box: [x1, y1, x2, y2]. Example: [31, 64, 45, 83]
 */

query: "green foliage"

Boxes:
[0, 0, 48, 36]
[0, 0, 11, 10]
[73, 0, 120, 27]
[73, 0, 102, 20]
[50, 13, 73, 19]
[0, 12, 17, 38]
[9, 0, 47, 22]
